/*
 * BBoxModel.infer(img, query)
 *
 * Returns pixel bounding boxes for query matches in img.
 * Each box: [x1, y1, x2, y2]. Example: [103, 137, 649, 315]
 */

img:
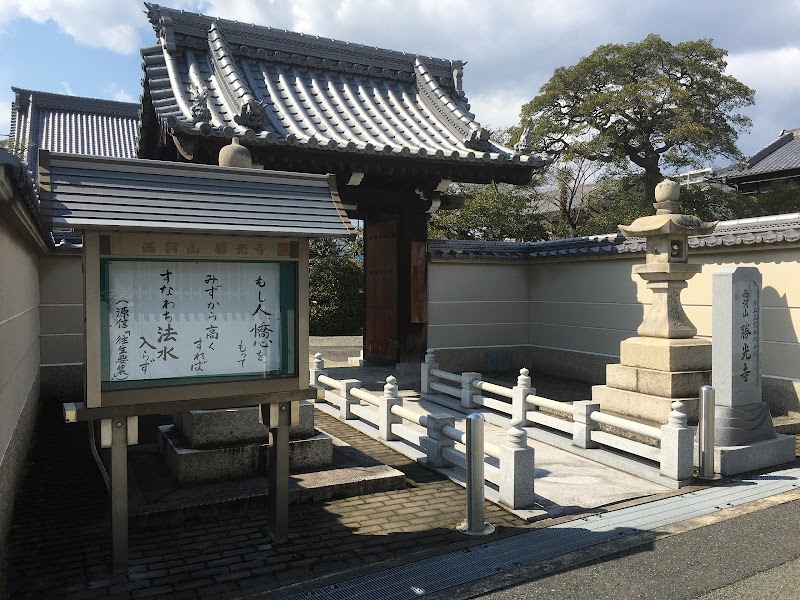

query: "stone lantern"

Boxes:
[619, 179, 716, 339]
[593, 179, 717, 423]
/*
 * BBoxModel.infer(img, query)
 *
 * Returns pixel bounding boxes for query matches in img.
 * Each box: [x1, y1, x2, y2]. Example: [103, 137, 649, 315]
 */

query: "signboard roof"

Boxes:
[38, 151, 354, 236]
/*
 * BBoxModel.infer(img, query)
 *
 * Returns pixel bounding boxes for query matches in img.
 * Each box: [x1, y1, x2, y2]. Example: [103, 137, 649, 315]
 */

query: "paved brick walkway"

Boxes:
[4, 403, 528, 599]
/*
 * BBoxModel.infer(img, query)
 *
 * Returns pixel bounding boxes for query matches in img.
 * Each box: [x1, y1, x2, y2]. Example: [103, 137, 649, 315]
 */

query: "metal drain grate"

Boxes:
[276, 467, 800, 600]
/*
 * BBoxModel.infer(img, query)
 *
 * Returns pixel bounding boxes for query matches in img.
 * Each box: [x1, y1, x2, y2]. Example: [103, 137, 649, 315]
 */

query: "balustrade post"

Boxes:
[340, 379, 361, 420]
[461, 371, 481, 409]
[573, 401, 601, 449]
[422, 414, 456, 467]
[660, 400, 693, 481]
[498, 427, 536, 509]
[511, 368, 534, 428]
[378, 376, 403, 441]
[309, 352, 326, 388]
[421, 349, 438, 395]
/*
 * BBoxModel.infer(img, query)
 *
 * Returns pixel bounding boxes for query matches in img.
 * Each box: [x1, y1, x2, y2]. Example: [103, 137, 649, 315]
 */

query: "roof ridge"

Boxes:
[146, 3, 457, 80]
[11, 87, 139, 115]
[746, 131, 794, 168]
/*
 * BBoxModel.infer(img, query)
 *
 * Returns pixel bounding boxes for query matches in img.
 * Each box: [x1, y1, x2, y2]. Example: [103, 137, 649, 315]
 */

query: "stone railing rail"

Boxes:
[309, 353, 535, 509]
[421, 350, 693, 483]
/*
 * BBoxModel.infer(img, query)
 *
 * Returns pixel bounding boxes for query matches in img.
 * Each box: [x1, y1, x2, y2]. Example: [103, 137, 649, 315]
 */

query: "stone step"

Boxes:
[592, 384, 698, 423]
[606, 363, 711, 398]
[620, 337, 711, 372]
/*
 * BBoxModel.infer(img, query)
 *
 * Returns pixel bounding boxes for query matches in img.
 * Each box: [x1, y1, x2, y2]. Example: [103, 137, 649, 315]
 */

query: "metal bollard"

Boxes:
[697, 385, 720, 480]
[457, 413, 495, 536]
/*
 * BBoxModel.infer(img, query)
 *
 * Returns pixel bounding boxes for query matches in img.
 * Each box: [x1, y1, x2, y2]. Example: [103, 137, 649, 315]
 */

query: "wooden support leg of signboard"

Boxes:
[110, 417, 129, 572]
[267, 402, 290, 543]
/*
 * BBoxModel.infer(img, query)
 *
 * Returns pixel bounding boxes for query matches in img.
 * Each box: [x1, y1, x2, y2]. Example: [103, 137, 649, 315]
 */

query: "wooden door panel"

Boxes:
[364, 220, 398, 363]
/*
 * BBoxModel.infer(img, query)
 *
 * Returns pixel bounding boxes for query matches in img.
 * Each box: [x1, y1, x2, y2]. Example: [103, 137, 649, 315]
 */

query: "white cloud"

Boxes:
[468, 90, 529, 131]
[726, 47, 800, 154]
[0, 0, 158, 54]
[105, 83, 135, 103]
[727, 47, 800, 103]
[60, 81, 75, 96]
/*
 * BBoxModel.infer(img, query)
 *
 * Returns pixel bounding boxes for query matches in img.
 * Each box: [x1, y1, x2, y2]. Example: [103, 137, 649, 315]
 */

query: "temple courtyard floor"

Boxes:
[1, 338, 799, 599]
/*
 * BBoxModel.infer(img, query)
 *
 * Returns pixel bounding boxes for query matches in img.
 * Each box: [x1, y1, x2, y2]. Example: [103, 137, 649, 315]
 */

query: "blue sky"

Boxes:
[2, 0, 799, 166]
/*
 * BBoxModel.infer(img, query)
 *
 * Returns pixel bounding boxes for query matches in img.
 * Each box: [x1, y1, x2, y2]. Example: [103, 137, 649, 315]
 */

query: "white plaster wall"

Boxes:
[527, 256, 644, 357]
[39, 255, 84, 366]
[428, 243, 800, 412]
[427, 262, 529, 347]
[0, 215, 41, 553]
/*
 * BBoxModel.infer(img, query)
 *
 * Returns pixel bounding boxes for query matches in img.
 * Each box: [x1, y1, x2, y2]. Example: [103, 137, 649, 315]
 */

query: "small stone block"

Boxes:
[158, 425, 260, 485]
[174, 407, 267, 449]
[619, 337, 712, 372]
[606, 364, 711, 398]
[592, 385, 698, 423]
[285, 434, 334, 470]
[290, 400, 315, 439]
[715, 434, 796, 476]
[175, 402, 316, 448]
[158, 426, 334, 485]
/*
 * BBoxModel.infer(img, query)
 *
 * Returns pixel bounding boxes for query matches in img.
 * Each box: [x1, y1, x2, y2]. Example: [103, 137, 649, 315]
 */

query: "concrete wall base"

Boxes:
[0, 374, 39, 564]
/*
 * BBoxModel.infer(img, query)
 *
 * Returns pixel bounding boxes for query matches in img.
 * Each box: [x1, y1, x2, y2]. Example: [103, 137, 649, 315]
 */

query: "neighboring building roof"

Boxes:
[716, 128, 800, 183]
[140, 4, 543, 175]
[38, 151, 354, 236]
[428, 212, 800, 261]
[0, 148, 41, 232]
[10, 87, 140, 176]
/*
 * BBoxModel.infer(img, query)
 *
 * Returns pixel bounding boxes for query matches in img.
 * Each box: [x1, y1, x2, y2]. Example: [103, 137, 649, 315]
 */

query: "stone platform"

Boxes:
[131, 428, 405, 527]
[595, 337, 711, 423]
[158, 400, 334, 485]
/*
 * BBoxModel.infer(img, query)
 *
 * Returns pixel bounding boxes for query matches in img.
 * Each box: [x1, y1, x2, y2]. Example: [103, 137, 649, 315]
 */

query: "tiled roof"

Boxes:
[10, 88, 140, 177]
[39, 151, 354, 236]
[428, 213, 800, 261]
[141, 4, 543, 170]
[717, 129, 800, 181]
[0, 149, 41, 231]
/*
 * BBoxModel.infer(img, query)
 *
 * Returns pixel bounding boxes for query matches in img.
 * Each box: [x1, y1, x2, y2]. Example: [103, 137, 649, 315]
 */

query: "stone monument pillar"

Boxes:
[593, 179, 716, 422]
[711, 267, 795, 475]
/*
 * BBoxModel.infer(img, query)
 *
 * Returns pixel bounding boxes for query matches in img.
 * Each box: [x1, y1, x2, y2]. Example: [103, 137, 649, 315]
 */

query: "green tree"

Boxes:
[579, 173, 652, 235]
[308, 225, 364, 260]
[579, 173, 800, 236]
[520, 34, 755, 204]
[428, 181, 547, 242]
[309, 256, 364, 335]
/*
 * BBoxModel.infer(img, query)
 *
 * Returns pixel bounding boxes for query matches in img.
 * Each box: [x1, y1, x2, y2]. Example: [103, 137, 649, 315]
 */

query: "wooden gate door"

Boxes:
[364, 220, 398, 363]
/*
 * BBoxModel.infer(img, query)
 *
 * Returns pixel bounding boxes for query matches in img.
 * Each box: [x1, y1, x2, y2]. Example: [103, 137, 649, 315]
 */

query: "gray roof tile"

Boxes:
[39, 152, 354, 237]
[428, 213, 800, 261]
[10, 88, 140, 176]
[720, 129, 800, 180]
[142, 4, 543, 168]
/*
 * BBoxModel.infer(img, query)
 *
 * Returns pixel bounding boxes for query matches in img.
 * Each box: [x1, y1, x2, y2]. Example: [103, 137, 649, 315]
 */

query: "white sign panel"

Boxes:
[105, 260, 283, 383]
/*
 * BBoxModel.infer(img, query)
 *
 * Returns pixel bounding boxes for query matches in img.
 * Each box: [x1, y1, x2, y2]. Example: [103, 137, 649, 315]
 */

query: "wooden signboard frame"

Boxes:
[67, 230, 314, 571]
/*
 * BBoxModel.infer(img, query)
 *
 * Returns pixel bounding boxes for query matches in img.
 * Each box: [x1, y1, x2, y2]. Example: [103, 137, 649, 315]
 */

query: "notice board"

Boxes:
[102, 259, 296, 389]
[83, 232, 309, 408]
